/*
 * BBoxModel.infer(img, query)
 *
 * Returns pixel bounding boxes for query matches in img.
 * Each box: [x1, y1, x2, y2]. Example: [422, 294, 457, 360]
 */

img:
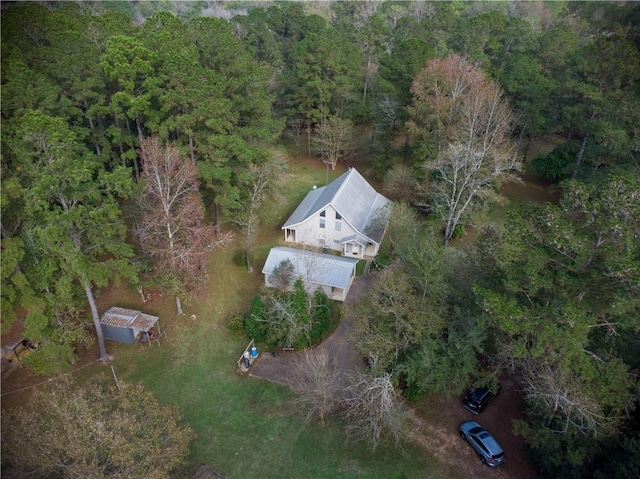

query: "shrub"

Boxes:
[531, 143, 577, 181]
[309, 289, 333, 343]
[227, 313, 245, 336]
[232, 250, 246, 268]
[243, 295, 267, 341]
[451, 224, 465, 240]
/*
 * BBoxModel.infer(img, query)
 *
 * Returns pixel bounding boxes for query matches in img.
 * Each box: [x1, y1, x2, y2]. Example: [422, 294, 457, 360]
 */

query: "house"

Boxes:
[99, 307, 160, 344]
[262, 247, 359, 302]
[282, 168, 391, 259]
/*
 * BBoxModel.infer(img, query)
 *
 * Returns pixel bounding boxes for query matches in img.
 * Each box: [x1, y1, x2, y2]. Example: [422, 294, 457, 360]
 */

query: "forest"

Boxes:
[1, 1, 639, 478]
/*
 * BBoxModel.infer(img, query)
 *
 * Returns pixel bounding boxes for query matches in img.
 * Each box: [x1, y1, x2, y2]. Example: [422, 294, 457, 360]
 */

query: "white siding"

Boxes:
[286, 206, 358, 252]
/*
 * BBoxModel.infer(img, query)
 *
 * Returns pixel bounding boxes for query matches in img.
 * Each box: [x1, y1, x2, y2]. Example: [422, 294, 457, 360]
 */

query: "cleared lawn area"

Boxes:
[109, 154, 439, 478]
[1, 147, 553, 479]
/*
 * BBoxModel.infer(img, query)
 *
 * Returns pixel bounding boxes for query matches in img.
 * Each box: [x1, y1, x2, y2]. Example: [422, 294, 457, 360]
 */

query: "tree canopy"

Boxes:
[1, 377, 195, 478]
[2, 2, 639, 476]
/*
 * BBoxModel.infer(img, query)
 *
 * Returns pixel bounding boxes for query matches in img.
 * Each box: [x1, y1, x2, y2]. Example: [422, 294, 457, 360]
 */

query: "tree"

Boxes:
[135, 136, 230, 314]
[346, 263, 442, 374]
[185, 16, 283, 232]
[230, 148, 286, 272]
[382, 165, 421, 205]
[378, 38, 436, 107]
[289, 345, 344, 425]
[477, 177, 640, 472]
[13, 111, 135, 363]
[233, 6, 283, 68]
[313, 116, 354, 170]
[408, 55, 521, 245]
[100, 35, 160, 178]
[1, 377, 195, 478]
[398, 329, 483, 398]
[341, 371, 409, 451]
[280, 17, 361, 153]
[387, 218, 485, 398]
[269, 258, 295, 291]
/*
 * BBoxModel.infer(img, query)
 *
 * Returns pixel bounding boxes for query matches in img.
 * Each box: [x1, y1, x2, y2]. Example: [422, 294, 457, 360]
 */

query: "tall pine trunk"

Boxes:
[189, 136, 196, 163]
[84, 282, 109, 361]
[71, 226, 109, 361]
[571, 131, 590, 180]
[113, 113, 125, 161]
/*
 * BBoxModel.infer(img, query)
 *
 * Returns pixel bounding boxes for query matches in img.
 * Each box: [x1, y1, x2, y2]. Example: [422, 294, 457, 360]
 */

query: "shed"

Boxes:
[99, 307, 160, 344]
[262, 246, 359, 302]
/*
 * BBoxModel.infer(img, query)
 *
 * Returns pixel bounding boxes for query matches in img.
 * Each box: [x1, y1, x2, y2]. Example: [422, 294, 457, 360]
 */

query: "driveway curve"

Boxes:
[249, 273, 373, 386]
[248, 272, 538, 479]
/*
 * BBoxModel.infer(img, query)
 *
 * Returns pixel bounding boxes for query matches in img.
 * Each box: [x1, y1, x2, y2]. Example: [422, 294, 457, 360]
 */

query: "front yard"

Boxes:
[2, 149, 553, 478]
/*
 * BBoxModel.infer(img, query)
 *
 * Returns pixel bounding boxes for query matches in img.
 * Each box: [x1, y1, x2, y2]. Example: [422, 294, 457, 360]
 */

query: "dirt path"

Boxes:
[250, 273, 539, 479]
[411, 376, 539, 479]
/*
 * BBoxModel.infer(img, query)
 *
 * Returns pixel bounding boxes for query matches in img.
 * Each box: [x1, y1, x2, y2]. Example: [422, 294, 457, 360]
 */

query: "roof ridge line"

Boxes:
[332, 167, 357, 202]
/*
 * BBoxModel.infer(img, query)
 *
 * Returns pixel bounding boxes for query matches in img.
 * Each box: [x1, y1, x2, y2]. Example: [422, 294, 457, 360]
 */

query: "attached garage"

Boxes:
[99, 307, 160, 344]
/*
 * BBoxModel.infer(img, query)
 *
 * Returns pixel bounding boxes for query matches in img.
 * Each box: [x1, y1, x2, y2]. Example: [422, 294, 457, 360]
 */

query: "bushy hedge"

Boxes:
[241, 280, 334, 349]
[531, 143, 577, 181]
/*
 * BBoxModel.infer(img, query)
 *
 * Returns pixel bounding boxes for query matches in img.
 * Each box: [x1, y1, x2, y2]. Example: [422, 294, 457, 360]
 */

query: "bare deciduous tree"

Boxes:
[289, 346, 344, 425]
[519, 358, 619, 437]
[408, 55, 521, 245]
[136, 136, 231, 313]
[314, 116, 354, 170]
[270, 258, 295, 291]
[232, 148, 285, 272]
[375, 95, 400, 132]
[286, 117, 304, 146]
[382, 165, 420, 204]
[341, 371, 409, 451]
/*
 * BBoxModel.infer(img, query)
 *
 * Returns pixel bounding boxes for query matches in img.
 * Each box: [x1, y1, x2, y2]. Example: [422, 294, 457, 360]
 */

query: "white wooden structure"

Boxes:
[262, 246, 359, 302]
[282, 168, 391, 259]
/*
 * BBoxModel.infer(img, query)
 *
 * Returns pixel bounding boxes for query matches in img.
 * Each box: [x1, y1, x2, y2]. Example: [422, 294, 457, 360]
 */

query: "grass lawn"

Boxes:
[1, 143, 559, 478]
[108, 153, 440, 478]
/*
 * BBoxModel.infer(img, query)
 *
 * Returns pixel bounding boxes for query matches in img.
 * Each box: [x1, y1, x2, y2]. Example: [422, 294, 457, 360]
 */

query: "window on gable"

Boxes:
[335, 221, 341, 231]
[320, 218, 325, 228]
[335, 212, 341, 220]
[320, 210, 326, 217]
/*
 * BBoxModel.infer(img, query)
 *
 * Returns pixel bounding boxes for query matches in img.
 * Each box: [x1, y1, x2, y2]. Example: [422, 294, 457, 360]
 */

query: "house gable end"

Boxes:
[281, 168, 392, 255]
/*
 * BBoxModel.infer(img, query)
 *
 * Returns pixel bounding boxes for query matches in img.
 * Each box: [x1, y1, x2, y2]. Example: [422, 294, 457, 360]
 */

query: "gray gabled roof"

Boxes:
[340, 234, 369, 247]
[262, 247, 358, 289]
[100, 307, 158, 331]
[282, 168, 391, 245]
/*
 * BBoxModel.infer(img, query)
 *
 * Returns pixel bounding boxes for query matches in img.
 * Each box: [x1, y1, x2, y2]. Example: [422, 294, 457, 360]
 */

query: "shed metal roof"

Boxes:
[100, 307, 159, 331]
[262, 247, 359, 289]
[282, 168, 391, 245]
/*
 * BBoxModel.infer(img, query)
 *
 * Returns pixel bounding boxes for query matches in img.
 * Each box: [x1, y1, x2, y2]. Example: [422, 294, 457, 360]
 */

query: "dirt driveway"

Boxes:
[250, 273, 539, 479]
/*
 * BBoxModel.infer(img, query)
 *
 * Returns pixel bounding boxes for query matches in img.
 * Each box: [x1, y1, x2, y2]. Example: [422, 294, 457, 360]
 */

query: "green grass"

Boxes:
[109, 157, 438, 478]
[114, 325, 434, 478]
[3, 141, 560, 479]
[59, 146, 558, 478]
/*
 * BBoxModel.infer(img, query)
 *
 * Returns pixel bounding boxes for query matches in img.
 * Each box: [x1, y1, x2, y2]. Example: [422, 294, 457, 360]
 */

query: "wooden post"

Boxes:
[111, 365, 121, 391]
